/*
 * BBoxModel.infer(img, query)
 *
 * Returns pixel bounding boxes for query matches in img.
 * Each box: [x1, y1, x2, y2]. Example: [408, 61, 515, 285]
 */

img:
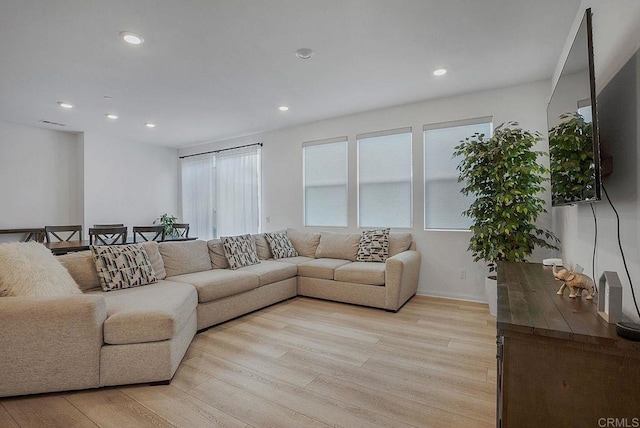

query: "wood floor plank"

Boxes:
[1, 395, 98, 428]
[65, 389, 175, 427]
[0, 403, 23, 428]
[307, 374, 493, 428]
[120, 384, 249, 428]
[189, 374, 330, 428]
[187, 352, 415, 428]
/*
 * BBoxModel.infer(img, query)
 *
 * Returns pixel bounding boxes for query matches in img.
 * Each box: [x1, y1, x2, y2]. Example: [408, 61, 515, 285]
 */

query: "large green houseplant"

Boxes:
[454, 122, 559, 313]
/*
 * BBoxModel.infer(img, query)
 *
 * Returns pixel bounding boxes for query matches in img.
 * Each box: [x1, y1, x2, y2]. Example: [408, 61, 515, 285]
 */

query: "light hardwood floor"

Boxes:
[0, 295, 497, 427]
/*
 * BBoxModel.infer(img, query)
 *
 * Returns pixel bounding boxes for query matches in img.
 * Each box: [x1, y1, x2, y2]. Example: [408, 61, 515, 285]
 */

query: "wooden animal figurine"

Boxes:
[552, 265, 595, 299]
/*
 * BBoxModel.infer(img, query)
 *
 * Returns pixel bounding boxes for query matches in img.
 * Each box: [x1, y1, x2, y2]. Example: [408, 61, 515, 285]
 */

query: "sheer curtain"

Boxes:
[215, 147, 261, 236]
[181, 154, 216, 239]
[181, 145, 260, 240]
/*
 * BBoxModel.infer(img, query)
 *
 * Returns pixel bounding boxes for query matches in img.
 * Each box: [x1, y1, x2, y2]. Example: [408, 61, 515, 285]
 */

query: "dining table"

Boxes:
[45, 236, 197, 255]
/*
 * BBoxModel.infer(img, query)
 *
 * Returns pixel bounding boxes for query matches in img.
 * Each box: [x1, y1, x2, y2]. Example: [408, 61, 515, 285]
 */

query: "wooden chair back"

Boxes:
[89, 227, 127, 246]
[0, 228, 45, 242]
[133, 225, 165, 243]
[45, 225, 82, 243]
[173, 223, 190, 238]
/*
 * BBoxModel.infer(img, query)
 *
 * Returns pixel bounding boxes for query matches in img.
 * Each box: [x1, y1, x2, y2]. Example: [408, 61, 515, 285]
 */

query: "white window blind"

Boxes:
[303, 138, 348, 227]
[424, 117, 492, 230]
[357, 128, 412, 228]
[181, 145, 261, 239]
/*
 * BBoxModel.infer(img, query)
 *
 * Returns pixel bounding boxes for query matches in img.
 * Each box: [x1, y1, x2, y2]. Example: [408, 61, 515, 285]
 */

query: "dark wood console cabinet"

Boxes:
[497, 262, 640, 427]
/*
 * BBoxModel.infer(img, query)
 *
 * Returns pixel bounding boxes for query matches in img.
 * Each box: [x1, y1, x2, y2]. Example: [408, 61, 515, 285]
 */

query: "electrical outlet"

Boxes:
[459, 269, 466, 279]
[265, 216, 270, 223]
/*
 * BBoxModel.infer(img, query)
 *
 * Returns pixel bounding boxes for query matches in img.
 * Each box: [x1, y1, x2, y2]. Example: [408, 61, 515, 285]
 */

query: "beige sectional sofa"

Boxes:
[0, 229, 420, 397]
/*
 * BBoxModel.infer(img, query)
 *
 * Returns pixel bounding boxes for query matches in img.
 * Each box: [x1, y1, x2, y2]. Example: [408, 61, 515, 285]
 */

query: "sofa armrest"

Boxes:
[385, 250, 421, 311]
[0, 295, 107, 397]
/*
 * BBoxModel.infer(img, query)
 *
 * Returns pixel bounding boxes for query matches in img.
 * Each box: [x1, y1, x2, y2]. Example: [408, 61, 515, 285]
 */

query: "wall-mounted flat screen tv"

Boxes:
[547, 8, 601, 206]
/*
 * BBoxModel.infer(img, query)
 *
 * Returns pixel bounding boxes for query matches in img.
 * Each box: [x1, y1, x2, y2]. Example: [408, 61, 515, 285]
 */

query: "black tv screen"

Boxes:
[547, 8, 601, 206]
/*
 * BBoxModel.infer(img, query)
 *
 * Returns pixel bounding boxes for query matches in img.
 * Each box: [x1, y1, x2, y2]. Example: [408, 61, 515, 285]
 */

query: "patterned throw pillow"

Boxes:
[264, 232, 298, 259]
[91, 244, 157, 291]
[221, 234, 260, 269]
[356, 228, 390, 262]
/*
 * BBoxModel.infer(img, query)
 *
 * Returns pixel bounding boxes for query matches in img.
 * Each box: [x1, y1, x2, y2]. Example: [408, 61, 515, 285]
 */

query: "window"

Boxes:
[181, 145, 261, 240]
[424, 117, 492, 230]
[357, 128, 412, 228]
[303, 138, 348, 227]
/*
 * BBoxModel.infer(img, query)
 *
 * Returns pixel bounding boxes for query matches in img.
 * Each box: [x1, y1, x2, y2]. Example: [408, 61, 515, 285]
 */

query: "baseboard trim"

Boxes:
[416, 290, 487, 304]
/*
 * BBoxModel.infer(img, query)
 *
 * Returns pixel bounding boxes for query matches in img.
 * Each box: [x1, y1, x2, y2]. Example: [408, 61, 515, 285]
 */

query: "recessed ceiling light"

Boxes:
[120, 31, 144, 45]
[433, 68, 447, 76]
[103, 96, 112, 100]
[278, 105, 289, 111]
[57, 101, 74, 109]
[105, 114, 118, 120]
[294, 48, 314, 60]
[145, 123, 156, 128]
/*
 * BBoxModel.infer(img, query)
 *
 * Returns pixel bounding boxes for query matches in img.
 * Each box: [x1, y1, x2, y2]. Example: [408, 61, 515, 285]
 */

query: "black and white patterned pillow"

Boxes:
[91, 244, 157, 291]
[356, 228, 390, 262]
[264, 232, 298, 259]
[221, 234, 260, 269]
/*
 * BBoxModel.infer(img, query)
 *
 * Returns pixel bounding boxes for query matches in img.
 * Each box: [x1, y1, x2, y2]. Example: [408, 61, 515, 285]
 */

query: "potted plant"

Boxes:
[453, 122, 559, 316]
[154, 213, 178, 237]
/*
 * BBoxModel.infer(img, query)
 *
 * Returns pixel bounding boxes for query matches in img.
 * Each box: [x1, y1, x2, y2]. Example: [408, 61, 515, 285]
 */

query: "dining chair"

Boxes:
[45, 225, 82, 243]
[88, 227, 127, 245]
[0, 228, 45, 242]
[93, 224, 126, 241]
[172, 223, 190, 238]
[132, 225, 165, 243]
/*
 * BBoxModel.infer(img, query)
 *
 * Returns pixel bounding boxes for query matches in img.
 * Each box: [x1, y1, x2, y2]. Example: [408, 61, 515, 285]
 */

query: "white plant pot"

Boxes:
[486, 275, 497, 317]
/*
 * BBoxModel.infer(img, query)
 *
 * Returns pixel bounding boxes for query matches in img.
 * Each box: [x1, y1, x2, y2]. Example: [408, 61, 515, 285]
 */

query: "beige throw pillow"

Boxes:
[315, 232, 360, 261]
[286, 229, 321, 258]
[57, 250, 101, 292]
[159, 240, 212, 277]
[0, 242, 81, 296]
[389, 233, 413, 256]
[207, 239, 230, 269]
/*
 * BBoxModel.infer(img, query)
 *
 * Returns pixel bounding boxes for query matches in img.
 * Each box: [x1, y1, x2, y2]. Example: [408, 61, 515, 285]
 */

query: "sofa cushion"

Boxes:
[222, 234, 260, 269]
[91, 244, 157, 292]
[140, 241, 167, 280]
[237, 260, 297, 286]
[334, 262, 386, 286]
[357, 228, 390, 262]
[276, 256, 315, 265]
[159, 240, 212, 277]
[57, 250, 101, 292]
[0, 242, 81, 297]
[169, 269, 260, 303]
[252, 233, 273, 260]
[297, 258, 351, 280]
[389, 232, 413, 257]
[207, 239, 229, 269]
[315, 232, 360, 261]
[286, 229, 320, 258]
[95, 281, 197, 345]
[265, 232, 298, 259]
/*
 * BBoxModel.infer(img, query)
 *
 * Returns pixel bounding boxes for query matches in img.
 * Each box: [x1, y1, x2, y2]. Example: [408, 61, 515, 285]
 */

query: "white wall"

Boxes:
[553, 1, 640, 322]
[82, 132, 179, 233]
[0, 121, 179, 242]
[180, 80, 555, 302]
[0, 121, 81, 241]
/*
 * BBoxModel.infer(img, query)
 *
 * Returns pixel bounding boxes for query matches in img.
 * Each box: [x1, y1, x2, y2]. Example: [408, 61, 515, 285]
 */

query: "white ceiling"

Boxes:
[0, 0, 581, 148]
